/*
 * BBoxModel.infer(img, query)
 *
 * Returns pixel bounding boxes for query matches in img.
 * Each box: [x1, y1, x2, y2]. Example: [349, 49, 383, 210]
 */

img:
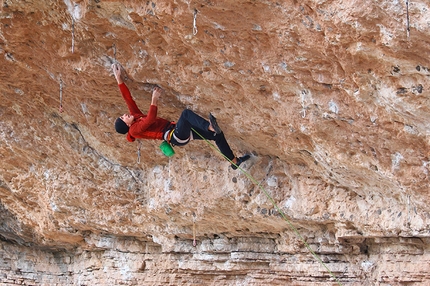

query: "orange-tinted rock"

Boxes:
[1, 0, 430, 284]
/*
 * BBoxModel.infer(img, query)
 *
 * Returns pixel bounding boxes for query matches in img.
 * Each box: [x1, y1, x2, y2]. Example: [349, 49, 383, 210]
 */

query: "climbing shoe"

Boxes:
[209, 113, 222, 135]
[231, 155, 251, 170]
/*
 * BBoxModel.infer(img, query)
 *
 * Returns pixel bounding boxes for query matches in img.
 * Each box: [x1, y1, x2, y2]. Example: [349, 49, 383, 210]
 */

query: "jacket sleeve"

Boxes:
[130, 105, 158, 135]
[118, 83, 143, 117]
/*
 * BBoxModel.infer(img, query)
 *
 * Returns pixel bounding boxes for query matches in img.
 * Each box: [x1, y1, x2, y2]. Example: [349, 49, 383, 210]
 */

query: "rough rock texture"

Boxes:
[1, 0, 430, 285]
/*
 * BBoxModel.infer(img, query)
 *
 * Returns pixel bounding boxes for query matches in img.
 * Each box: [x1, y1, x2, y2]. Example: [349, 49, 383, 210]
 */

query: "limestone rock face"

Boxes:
[1, 0, 430, 284]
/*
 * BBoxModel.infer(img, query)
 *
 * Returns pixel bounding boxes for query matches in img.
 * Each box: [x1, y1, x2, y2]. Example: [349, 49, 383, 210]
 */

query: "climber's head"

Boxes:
[115, 114, 134, 134]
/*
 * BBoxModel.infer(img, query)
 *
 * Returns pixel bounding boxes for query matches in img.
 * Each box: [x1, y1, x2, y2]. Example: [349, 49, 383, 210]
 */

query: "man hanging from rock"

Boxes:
[111, 63, 250, 170]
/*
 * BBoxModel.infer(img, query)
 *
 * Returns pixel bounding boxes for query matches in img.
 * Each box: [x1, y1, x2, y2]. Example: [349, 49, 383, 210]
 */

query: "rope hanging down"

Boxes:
[190, 127, 343, 286]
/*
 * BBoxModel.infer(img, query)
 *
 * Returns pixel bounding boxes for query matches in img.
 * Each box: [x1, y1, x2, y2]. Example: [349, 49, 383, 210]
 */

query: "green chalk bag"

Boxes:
[160, 141, 175, 157]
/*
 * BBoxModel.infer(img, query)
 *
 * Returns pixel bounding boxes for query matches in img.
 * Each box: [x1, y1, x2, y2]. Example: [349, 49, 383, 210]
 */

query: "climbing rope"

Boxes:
[190, 127, 343, 286]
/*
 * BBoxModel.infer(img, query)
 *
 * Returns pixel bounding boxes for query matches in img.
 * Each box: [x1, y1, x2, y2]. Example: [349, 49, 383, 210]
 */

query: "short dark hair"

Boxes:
[115, 117, 129, 134]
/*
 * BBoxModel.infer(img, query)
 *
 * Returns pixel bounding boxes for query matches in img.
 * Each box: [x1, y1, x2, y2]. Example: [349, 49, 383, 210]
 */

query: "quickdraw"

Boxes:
[137, 140, 142, 163]
[59, 78, 64, 113]
[71, 17, 75, 53]
[193, 9, 198, 36]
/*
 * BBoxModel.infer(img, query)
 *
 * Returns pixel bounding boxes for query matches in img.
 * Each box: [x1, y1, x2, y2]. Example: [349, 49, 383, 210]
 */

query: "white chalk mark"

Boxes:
[391, 152, 404, 172]
[63, 1, 82, 53]
[329, 100, 339, 114]
[63, 0, 82, 20]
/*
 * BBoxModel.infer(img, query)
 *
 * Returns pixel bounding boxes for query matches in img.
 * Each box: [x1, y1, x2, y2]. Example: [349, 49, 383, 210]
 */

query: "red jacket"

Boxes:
[118, 83, 171, 142]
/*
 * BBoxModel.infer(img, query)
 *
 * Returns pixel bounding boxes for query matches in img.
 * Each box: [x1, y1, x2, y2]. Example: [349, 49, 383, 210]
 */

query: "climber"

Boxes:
[111, 63, 250, 170]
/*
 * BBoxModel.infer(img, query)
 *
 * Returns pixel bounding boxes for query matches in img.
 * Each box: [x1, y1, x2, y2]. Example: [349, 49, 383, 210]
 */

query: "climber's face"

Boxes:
[120, 114, 134, 126]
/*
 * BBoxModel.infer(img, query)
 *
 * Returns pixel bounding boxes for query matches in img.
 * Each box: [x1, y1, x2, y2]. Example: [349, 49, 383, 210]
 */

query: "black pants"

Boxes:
[171, 109, 235, 161]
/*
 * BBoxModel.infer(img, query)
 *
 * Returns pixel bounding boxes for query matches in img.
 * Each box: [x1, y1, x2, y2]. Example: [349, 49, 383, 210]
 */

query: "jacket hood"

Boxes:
[126, 132, 135, 142]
